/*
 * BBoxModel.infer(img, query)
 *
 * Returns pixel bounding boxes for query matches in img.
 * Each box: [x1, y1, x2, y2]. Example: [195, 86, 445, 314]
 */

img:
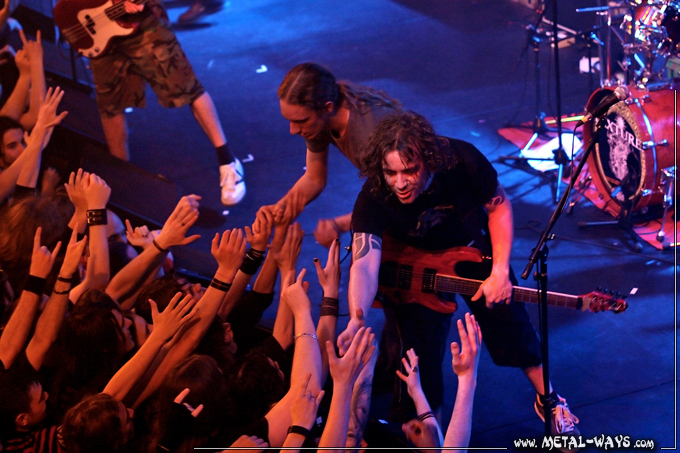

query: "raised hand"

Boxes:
[395, 348, 424, 399]
[281, 268, 311, 317]
[154, 195, 202, 250]
[272, 223, 304, 276]
[291, 372, 325, 430]
[33, 86, 68, 131]
[210, 228, 247, 278]
[65, 169, 90, 211]
[451, 313, 482, 381]
[314, 237, 340, 299]
[149, 292, 196, 342]
[336, 308, 365, 356]
[82, 173, 111, 210]
[29, 227, 61, 279]
[326, 326, 375, 387]
[19, 29, 43, 69]
[14, 48, 30, 74]
[244, 207, 273, 252]
[60, 225, 88, 278]
[124, 219, 156, 249]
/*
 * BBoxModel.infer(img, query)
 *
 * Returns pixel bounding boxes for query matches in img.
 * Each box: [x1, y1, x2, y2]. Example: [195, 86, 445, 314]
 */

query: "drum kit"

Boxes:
[576, 0, 678, 246]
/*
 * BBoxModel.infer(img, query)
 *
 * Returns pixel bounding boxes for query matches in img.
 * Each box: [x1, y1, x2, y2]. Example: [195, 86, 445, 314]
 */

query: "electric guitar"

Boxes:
[375, 235, 628, 315]
[54, 0, 147, 58]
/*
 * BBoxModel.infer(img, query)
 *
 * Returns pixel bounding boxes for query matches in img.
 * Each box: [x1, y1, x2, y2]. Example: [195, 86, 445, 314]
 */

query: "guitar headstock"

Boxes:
[582, 288, 628, 314]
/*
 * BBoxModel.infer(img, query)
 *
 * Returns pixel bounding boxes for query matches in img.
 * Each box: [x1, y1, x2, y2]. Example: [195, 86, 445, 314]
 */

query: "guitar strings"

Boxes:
[60, 0, 147, 44]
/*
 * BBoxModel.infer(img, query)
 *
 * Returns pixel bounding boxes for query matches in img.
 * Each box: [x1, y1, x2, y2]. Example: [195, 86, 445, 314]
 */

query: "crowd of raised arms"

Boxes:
[0, 21, 484, 453]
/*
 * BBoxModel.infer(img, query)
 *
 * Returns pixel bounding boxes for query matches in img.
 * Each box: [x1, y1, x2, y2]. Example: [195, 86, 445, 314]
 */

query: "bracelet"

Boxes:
[24, 275, 46, 296]
[287, 425, 310, 437]
[418, 411, 435, 422]
[53, 288, 70, 295]
[239, 248, 266, 275]
[320, 297, 339, 317]
[86, 209, 108, 226]
[57, 275, 72, 283]
[152, 239, 168, 253]
[294, 332, 318, 341]
[210, 277, 232, 292]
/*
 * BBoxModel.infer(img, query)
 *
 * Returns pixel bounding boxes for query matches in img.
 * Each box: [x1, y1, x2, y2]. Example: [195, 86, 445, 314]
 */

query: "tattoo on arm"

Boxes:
[487, 186, 507, 207]
[353, 233, 381, 260]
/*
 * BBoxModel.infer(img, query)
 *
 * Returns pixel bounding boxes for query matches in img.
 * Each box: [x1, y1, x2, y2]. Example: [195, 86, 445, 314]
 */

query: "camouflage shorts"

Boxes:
[90, 22, 205, 118]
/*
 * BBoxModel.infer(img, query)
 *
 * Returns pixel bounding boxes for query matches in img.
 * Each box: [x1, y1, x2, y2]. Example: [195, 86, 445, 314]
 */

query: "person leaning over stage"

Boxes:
[269, 62, 402, 246]
[77, 0, 244, 206]
[337, 111, 580, 452]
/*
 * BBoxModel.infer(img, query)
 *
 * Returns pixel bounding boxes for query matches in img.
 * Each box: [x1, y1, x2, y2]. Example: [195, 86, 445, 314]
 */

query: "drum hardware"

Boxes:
[642, 138, 669, 148]
[655, 166, 675, 243]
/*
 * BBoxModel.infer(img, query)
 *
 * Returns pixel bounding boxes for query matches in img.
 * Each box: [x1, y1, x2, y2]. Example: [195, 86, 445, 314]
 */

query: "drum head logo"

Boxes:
[601, 112, 643, 194]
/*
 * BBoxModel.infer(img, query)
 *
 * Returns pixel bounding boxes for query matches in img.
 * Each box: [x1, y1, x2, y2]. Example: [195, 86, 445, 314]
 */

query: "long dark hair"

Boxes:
[359, 111, 456, 194]
[278, 62, 401, 114]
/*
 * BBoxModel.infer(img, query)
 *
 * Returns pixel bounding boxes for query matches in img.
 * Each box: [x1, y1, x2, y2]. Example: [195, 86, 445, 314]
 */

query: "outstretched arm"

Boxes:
[337, 232, 382, 355]
[272, 148, 328, 224]
[443, 313, 482, 451]
[19, 29, 46, 130]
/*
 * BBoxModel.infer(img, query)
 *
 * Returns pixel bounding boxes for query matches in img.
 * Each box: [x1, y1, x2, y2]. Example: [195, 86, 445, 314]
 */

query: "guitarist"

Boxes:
[336, 111, 580, 450]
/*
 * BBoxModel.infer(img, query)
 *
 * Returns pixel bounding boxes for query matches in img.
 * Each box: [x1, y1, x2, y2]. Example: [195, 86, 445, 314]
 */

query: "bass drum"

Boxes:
[583, 84, 679, 217]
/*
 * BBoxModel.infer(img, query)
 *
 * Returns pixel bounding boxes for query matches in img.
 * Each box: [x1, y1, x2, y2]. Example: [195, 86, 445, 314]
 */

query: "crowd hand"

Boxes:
[281, 268, 311, 316]
[272, 223, 303, 275]
[13, 48, 30, 74]
[244, 207, 273, 252]
[395, 348, 424, 399]
[314, 218, 341, 248]
[210, 228, 246, 277]
[123, 1, 144, 13]
[173, 388, 203, 417]
[149, 292, 196, 342]
[65, 169, 90, 212]
[82, 172, 111, 210]
[60, 225, 88, 277]
[326, 326, 375, 386]
[471, 272, 513, 308]
[451, 313, 482, 381]
[336, 308, 365, 356]
[273, 190, 305, 225]
[313, 238, 340, 299]
[18, 29, 43, 66]
[154, 195, 202, 250]
[124, 219, 156, 249]
[33, 87, 68, 134]
[29, 227, 62, 279]
[222, 435, 268, 453]
[291, 372, 325, 430]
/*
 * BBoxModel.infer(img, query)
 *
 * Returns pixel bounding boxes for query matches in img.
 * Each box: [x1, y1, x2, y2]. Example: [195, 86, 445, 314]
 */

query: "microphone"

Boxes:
[576, 86, 630, 127]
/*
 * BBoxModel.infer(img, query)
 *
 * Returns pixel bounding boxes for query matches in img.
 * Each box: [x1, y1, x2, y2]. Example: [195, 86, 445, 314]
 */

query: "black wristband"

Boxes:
[287, 425, 310, 437]
[152, 239, 168, 253]
[86, 209, 108, 226]
[57, 275, 72, 283]
[239, 248, 266, 275]
[418, 410, 435, 422]
[320, 296, 339, 317]
[53, 288, 70, 295]
[210, 277, 232, 292]
[24, 275, 46, 296]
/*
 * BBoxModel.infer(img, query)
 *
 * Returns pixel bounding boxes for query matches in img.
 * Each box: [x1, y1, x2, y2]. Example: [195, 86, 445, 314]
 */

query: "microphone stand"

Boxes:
[521, 114, 607, 438]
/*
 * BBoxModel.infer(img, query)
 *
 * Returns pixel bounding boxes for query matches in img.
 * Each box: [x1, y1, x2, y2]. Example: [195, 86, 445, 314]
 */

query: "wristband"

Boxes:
[24, 275, 46, 296]
[53, 287, 70, 295]
[418, 410, 435, 422]
[320, 297, 339, 317]
[210, 277, 232, 292]
[57, 275, 72, 283]
[294, 332, 318, 341]
[287, 425, 310, 437]
[152, 239, 168, 253]
[239, 248, 266, 275]
[86, 209, 108, 226]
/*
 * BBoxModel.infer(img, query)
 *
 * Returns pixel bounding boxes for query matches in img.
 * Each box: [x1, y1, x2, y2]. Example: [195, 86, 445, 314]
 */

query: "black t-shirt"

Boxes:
[352, 137, 498, 252]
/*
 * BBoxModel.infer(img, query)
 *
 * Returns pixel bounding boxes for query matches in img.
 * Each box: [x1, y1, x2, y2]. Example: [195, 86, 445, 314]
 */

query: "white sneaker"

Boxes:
[219, 158, 245, 205]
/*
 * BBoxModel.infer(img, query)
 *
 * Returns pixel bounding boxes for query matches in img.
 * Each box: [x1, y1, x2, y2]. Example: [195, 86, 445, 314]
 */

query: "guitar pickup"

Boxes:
[84, 15, 96, 34]
[421, 268, 436, 294]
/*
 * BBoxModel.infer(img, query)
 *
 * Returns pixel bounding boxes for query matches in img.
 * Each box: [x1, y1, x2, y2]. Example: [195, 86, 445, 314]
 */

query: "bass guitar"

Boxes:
[54, 0, 147, 58]
[376, 235, 628, 315]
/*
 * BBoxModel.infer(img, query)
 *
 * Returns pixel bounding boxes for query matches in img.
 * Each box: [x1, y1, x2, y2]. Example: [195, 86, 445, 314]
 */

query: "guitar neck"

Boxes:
[435, 275, 582, 309]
